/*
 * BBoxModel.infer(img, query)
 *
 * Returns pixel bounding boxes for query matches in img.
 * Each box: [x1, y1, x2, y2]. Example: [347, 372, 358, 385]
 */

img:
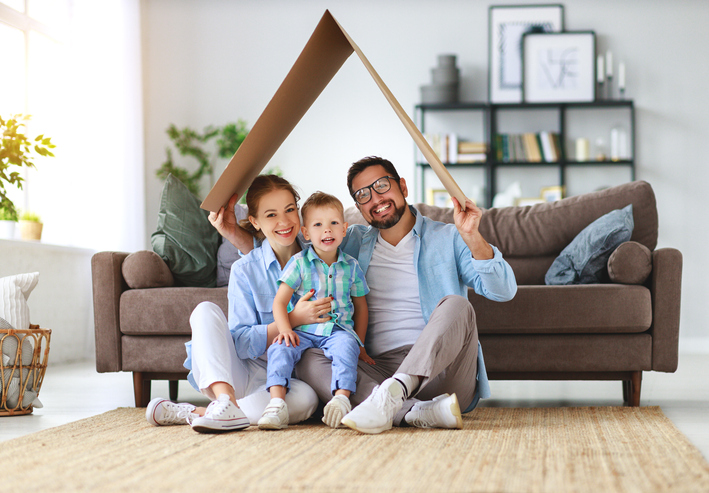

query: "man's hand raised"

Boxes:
[451, 196, 493, 260]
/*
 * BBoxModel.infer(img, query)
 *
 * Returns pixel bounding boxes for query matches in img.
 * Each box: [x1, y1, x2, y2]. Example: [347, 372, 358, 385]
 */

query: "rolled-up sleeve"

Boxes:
[456, 237, 517, 302]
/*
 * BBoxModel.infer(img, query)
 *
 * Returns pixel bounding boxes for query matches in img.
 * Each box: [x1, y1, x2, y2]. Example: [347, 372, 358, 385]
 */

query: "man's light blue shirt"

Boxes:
[340, 205, 518, 412]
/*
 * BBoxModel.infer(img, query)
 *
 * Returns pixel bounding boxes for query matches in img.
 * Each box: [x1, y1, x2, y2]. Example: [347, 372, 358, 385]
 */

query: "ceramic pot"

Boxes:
[19, 220, 43, 241]
[0, 220, 16, 240]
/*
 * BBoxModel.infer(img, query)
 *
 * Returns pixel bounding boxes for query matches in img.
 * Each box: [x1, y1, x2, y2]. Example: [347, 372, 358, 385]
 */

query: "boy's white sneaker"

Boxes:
[146, 397, 197, 426]
[322, 394, 351, 428]
[341, 378, 404, 434]
[404, 393, 464, 429]
[190, 394, 250, 433]
[258, 398, 289, 430]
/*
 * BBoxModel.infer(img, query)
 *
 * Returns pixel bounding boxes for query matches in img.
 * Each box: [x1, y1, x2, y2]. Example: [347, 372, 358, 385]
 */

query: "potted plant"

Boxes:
[18, 210, 42, 241]
[155, 120, 249, 198]
[0, 206, 17, 239]
[0, 114, 55, 227]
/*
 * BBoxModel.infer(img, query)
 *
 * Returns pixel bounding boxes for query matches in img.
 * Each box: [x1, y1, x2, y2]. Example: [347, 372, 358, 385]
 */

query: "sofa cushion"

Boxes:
[151, 174, 220, 288]
[470, 284, 652, 335]
[122, 251, 174, 289]
[608, 241, 652, 285]
[120, 287, 228, 336]
[545, 204, 634, 285]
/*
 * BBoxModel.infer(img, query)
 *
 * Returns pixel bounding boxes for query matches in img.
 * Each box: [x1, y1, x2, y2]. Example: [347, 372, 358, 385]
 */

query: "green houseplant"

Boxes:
[156, 120, 249, 198]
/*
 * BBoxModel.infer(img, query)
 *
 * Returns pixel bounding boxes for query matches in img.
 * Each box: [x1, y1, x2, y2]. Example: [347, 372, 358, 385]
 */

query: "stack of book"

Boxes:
[494, 131, 561, 163]
[423, 133, 487, 164]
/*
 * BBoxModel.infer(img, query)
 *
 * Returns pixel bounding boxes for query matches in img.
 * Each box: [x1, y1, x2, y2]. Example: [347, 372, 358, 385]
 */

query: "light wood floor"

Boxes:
[2, 354, 708, 460]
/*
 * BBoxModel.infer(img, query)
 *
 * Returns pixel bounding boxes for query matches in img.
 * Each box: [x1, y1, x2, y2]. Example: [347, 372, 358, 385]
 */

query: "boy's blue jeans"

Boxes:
[266, 329, 359, 395]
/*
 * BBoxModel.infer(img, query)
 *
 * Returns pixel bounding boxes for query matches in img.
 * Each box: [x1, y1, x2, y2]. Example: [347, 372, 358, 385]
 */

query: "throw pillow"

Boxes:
[122, 250, 175, 289]
[545, 204, 634, 285]
[0, 272, 40, 331]
[607, 240, 652, 285]
[151, 174, 220, 287]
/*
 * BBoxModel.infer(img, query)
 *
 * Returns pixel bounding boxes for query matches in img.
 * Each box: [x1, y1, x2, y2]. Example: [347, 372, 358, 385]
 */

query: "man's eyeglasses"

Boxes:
[351, 176, 398, 205]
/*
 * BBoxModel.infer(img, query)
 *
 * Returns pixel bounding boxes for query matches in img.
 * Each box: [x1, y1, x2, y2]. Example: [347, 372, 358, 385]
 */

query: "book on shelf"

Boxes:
[422, 133, 486, 164]
[493, 131, 560, 163]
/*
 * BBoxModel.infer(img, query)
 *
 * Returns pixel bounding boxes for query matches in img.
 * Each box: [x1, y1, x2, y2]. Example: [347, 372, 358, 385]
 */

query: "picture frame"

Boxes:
[488, 4, 564, 103]
[541, 185, 564, 202]
[522, 31, 596, 103]
[427, 189, 453, 208]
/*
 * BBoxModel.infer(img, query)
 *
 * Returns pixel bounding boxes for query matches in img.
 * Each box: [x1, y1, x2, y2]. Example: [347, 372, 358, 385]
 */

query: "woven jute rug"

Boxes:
[1, 406, 708, 492]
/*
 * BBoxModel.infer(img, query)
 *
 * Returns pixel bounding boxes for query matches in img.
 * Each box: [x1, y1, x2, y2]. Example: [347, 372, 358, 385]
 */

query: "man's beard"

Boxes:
[367, 201, 407, 229]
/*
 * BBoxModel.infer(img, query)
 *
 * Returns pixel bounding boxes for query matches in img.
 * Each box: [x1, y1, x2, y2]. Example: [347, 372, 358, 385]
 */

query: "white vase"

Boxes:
[0, 220, 16, 240]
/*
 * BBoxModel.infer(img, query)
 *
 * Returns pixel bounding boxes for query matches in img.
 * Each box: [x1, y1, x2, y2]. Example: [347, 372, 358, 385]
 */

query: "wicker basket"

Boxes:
[0, 325, 51, 416]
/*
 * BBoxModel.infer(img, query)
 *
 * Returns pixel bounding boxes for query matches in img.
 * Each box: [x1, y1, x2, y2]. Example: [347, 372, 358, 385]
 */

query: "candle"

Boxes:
[618, 62, 626, 90]
[606, 50, 613, 78]
[597, 55, 604, 83]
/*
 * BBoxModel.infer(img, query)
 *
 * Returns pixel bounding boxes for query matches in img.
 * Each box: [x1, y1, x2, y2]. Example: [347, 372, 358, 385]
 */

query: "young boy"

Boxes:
[258, 192, 372, 430]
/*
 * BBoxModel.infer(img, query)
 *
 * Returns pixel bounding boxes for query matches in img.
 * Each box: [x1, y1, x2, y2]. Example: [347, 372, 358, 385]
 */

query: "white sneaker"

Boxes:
[404, 393, 464, 429]
[146, 397, 197, 426]
[322, 394, 351, 428]
[341, 378, 404, 434]
[190, 394, 250, 433]
[258, 398, 289, 430]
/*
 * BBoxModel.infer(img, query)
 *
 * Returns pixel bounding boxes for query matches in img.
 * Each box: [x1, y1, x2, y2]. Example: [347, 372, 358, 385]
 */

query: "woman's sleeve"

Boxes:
[228, 261, 269, 359]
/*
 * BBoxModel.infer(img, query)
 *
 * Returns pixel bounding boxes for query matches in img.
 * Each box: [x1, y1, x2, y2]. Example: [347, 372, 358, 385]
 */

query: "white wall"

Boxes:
[141, 0, 709, 348]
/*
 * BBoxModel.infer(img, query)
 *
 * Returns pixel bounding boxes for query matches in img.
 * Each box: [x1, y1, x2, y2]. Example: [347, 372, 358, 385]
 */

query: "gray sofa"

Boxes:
[91, 180, 682, 407]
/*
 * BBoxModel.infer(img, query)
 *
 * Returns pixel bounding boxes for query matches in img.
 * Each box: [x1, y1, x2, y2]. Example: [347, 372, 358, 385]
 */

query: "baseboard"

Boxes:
[679, 337, 709, 354]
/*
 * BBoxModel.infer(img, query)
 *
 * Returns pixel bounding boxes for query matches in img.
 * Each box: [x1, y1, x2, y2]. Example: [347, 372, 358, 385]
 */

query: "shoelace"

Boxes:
[163, 404, 195, 425]
[368, 385, 402, 418]
[205, 395, 231, 417]
[407, 401, 439, 428]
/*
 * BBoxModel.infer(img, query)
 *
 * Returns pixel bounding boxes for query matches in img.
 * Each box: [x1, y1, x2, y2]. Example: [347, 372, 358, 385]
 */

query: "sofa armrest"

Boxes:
[650, 247, 683, 372]
[91, 251, 130, 372]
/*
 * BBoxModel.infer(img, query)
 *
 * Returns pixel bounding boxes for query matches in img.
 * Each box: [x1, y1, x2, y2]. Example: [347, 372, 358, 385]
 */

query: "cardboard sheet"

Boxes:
[202, 10, 468, 212]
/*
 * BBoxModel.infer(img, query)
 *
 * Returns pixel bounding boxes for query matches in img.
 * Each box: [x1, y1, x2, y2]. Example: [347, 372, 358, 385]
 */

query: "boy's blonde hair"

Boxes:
[301, 192, 345, 224]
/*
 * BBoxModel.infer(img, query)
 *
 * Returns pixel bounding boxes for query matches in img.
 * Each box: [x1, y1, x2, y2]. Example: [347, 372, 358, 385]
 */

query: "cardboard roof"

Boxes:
[201, 10, 467, 212]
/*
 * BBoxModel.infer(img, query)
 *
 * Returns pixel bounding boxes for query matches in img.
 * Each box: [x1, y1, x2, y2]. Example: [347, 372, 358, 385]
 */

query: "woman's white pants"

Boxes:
[189, 301, 318, 425]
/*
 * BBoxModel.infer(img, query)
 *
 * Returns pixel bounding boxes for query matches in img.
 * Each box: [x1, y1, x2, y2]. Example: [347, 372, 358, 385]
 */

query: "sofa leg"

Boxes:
[623, 371, 642, 407]
[169, 380, 179, 402]
[133, 372, 152, 408]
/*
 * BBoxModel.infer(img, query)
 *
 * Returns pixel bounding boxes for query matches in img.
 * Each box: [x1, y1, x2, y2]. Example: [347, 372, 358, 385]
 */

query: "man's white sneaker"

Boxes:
[258, 398, 289, 430]
[146, 397, 197, 426]
[341, 378, 404, 434]
[190, 394, 250, 433]
[322, 394, 351, 428]
[404, 393, 464, 429]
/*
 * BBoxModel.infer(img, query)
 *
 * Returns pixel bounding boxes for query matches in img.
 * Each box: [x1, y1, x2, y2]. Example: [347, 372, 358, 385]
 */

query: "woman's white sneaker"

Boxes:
[146, 397, 197, 426]
[258, 398, 289, 430]
[322, 394, 351, 428]
[404, 393, 464, 429]
[190, 394, 250, 433]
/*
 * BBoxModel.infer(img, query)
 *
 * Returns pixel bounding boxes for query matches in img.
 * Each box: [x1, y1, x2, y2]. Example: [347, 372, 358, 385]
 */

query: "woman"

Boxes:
[146, 175, 331, 432]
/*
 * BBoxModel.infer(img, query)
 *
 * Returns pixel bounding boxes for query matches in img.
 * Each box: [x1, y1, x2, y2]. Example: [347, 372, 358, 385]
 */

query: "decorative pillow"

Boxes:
[151, 174, 220, 287]
[607, 241, 652, 285]
[216, 203, 249, 287]
[0, 272, 40, 331]
[545, 205, 634, 285]
[122, 250, 175, 289]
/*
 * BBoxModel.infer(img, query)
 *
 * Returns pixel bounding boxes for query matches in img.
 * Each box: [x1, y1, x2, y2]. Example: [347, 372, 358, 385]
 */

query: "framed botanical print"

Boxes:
[488, 4, 564, 103]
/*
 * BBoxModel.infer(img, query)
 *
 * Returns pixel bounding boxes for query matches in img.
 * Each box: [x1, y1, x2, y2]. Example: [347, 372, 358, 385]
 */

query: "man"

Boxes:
[221, 156, 517, 434]
[299, 156, 517, 434]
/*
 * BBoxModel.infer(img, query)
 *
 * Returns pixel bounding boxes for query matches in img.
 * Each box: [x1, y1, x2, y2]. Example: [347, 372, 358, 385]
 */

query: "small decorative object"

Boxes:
[605, 50, 613, 99]
[492, 181, 522, 208]
[610, 126, 629, 161]
[541, 185, 564, 202]
[618, 61, 626, 99]
[18, 211, 43, 241]
[420, 54, 460, 104]
[427, 188, 453, 208]
[522, 31, 596, 103]
[0, 115, 55, 221]
[575, 137, 590, 161]
[597, 54, 605, 100]
[595, 137, 608, 161]
[488, 4, 564, 103]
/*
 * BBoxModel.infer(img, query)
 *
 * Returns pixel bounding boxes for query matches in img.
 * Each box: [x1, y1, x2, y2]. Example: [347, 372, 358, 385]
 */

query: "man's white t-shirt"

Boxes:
[364, 230, 426, 357]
